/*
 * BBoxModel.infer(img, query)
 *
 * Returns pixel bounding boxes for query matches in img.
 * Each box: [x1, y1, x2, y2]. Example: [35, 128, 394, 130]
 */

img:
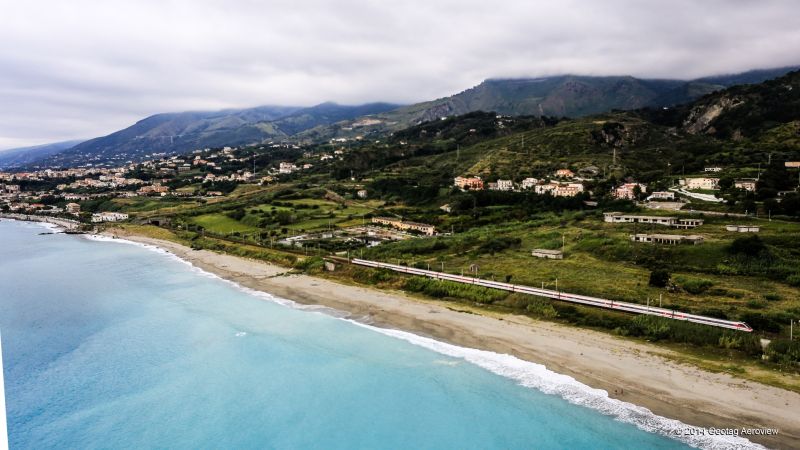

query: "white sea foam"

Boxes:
[82, 234, 301, 309]
[83, 233, 764, 450]
[36, 222, 62, 233]
[1, 217, 60, 233]
[345, 321, 765, 450]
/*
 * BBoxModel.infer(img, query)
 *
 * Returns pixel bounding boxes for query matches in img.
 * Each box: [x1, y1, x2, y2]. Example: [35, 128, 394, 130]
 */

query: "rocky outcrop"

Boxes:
[682, 96, 745, 134]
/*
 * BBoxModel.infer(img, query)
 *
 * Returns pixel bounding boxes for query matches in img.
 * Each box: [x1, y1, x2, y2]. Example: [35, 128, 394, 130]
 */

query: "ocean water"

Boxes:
[0, 220, 757, 449]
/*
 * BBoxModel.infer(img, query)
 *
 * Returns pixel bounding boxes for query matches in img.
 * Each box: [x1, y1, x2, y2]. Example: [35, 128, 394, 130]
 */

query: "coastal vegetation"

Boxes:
[9, 69, 800, 390]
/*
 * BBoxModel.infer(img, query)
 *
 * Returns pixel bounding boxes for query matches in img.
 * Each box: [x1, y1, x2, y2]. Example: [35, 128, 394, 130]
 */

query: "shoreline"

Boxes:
[96, 228, 800, 449]
[0, 213, 80, 231]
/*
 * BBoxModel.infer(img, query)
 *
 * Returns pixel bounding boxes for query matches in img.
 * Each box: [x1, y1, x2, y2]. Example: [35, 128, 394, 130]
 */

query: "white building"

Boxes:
[532, 249, 563, 259]
[534, 183, 556, 195]
[630, 233, 704, 245]
[725, 225, 760, 233]
[613, 183, 647, 200]
[734, 179, 757, 192]
[521, 178, 539, 190]
[603, 212, 703, 229]
[491, 179, 514, 191]
[279, 162, 297, 174]
[65, 203, 81, 214]
[647, 191, 675, 201]
[91, 212, 129, 223]
[683, 177, 719, 190]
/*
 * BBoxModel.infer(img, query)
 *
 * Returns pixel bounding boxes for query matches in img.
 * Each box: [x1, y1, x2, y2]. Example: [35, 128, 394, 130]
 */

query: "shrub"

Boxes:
[766, 340, 800, 365]
[739, 312, 782, 333]
[648, 269, 670, 287]
[678, 277, 713, 294]
[293, 256, 325, 273]
[526, 299, 558, 319]
[403, 277, 507, 304]
[226, 208, 246, 221]
[625, 316, 761, 355]
[351, 267, 395, 285]
[478, 237, 522, 255]
[728, 235, 767, 257]
[746, 300, 767, 309]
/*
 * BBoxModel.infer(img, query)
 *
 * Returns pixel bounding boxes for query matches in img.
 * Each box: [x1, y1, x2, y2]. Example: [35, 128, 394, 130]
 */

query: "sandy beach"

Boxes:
[103, 229, 800, 448]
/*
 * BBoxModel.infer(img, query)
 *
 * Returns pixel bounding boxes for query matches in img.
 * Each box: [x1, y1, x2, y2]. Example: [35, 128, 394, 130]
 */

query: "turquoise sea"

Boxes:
[0, 219, 756, 449]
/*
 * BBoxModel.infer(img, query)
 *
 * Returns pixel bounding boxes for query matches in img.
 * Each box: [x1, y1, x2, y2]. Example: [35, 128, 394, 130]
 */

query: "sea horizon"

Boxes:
[0, 219, 760, 449]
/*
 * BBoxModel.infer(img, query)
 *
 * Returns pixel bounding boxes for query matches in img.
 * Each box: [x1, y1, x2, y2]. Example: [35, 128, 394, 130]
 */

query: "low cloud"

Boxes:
[1, 0, 799, 149]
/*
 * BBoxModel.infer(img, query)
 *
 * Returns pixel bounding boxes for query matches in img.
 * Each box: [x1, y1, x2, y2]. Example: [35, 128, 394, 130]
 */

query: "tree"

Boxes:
[276, 210, 294, 225]
[632, 184, 643, 200]
[728, 235, 767, 257]
[718, 176, 734, 192]
[226, 208, 246, 221]
[648, 269, 670, 288]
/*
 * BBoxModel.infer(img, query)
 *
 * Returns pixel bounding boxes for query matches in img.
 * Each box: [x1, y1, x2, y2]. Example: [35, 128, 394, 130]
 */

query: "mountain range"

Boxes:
[32, 102, 399, 168]
[304, 66, 800, 141]
[0, 140, 86, 169]
[4, 65, 798, 169]
[330, 69, 800, 201]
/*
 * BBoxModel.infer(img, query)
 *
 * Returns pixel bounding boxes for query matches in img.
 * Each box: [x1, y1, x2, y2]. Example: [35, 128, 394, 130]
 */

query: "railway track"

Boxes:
[351, 258, 753, 332]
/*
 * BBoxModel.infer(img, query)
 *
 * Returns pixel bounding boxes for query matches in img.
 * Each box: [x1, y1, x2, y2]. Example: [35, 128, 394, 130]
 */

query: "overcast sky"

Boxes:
[1, 0, 799, 150]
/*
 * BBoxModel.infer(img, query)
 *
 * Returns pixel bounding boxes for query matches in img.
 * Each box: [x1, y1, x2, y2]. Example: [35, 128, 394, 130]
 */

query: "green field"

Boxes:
[361, 211, 800, 333]
[191, 213, 260, 233]
[173, 192, 382, 237]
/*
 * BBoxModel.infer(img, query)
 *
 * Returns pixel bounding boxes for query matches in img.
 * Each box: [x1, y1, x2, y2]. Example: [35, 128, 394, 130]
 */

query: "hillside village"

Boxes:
[4, 137, 799, 232]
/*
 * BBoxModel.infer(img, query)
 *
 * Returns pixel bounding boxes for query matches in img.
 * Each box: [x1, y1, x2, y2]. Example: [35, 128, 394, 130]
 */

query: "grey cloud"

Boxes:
[1, 0, 799, 149]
